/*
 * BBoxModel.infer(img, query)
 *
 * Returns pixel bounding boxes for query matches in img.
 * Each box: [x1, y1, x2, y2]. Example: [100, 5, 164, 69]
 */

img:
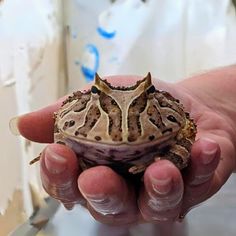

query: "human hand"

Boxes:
[12, 71, 236, 225]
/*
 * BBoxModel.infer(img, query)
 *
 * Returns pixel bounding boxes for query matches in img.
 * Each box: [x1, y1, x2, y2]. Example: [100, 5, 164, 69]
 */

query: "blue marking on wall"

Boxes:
[81, 44, 99, 82]
[97, 26, 116, 39]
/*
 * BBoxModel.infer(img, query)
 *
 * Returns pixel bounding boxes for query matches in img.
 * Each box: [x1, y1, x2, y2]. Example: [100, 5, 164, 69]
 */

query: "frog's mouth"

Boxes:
[62, 134, 187, 178]
[63, 134, 175, 160]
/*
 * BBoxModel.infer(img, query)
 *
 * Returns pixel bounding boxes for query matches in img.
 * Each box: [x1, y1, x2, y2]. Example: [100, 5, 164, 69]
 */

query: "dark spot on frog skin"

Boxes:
[167, 115, 177, 123]
[95, 136, 101, 141]
[149, 135, 155, 141]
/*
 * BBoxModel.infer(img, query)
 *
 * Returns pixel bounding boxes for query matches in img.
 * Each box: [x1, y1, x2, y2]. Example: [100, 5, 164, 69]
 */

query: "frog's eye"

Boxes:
[91, 86, 101, 94]
[146, 85, 156, 94]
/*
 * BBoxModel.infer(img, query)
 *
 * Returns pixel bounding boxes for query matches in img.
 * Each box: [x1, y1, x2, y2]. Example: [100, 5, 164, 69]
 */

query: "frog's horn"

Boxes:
[95, 73, 102, 86]
[137, 72, 152, 90]
[94, 73, 112, 93]
[144, 72, 152, 86]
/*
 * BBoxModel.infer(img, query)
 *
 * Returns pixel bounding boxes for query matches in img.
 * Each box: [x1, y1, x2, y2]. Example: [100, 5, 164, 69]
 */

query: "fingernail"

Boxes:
[190, 171, 214, 186]
[44, 147, 67, 174]
[148, 189, 183, 212]
[151, 176, 172, 195]
[80, 192, 123, 215]
[9, 116, 20, 135]
[201, 138, 218, 165]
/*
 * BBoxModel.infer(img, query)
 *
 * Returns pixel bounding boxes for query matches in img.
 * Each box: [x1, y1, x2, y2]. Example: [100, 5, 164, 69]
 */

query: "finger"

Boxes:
[180, 138, 220, 217]
[211, 135, 236, 188]
[14, 98, 65, 143]
[40, 143, 83, 209]
[139, 160, 184, 222]
[78, 166, 139, 225]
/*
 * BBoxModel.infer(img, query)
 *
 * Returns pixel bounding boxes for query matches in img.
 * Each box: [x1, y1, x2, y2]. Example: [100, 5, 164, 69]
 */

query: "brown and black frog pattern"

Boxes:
[53, 73, 196, 176]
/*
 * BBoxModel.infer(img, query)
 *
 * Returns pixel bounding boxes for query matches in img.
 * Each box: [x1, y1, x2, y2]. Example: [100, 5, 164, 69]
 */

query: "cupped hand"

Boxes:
[15, 74, 236, 225]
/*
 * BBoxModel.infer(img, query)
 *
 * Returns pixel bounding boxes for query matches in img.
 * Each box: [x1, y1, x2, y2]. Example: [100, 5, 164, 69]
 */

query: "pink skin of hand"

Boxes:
[13, 68, 236, 225]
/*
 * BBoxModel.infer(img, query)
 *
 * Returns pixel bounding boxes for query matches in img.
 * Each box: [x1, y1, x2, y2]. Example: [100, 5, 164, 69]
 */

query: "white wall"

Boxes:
[0, 0, 65, 234]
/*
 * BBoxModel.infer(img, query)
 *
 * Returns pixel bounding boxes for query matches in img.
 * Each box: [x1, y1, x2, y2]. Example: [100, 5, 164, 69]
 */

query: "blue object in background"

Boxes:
[97, 26, 116, 39]
[81, 44, 99, 82]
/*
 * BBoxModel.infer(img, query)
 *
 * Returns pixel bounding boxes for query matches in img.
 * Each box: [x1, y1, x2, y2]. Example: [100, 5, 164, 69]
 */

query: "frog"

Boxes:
[52, 73, 196, 176]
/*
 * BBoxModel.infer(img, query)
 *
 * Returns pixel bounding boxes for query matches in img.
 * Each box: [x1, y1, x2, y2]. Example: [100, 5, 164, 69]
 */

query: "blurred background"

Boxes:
[0, 0, 236, 235]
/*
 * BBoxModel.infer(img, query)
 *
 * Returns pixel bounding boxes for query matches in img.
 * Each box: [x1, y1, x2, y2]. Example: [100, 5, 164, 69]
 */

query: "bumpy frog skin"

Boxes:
[53, 73, 196, 176]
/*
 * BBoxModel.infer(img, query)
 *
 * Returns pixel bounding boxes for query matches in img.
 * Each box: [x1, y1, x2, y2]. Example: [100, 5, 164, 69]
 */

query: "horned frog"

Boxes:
[53, 73, 196, 176]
